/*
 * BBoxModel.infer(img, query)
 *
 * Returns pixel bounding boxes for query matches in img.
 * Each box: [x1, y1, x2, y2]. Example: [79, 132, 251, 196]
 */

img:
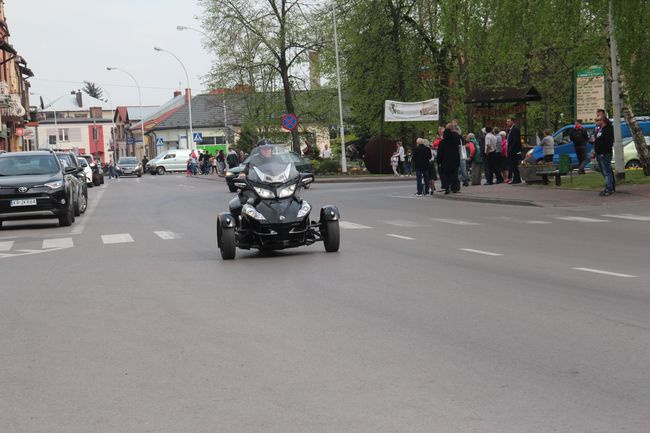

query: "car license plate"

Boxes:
[10, 199, 37, 207]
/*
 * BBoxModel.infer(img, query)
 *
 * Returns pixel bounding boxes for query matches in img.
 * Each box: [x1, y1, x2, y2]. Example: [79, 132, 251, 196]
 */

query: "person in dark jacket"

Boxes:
[594, 116, 615, 196]
[570, 123, 589, 174]
[506, 117, 522, 184]
[437, 126, 461, 194]
[412, 138, 432, 196]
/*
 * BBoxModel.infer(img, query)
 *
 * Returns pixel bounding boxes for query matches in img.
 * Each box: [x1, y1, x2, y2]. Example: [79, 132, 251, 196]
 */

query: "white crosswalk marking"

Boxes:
[0, 241, 14, 252]
[154, 231, 180, 240]
[602, 214, 650, 221]
[101, 233, 134, 244]
[431, 218, 481, 226]
[339, 221, 373, 229]
[555, 216, 610, 223]
[42, 238, 73, 249]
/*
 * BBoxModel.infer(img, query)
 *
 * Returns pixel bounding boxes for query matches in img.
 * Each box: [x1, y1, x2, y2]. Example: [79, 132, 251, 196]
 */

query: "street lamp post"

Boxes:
[106, 66, 146, 159]
[177, 25, 229, 147]
[332, 3, 347, 173]
[154, 46, 194, 150]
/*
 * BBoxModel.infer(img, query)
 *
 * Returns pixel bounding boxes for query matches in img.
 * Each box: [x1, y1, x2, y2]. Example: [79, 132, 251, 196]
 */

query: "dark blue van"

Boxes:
[524, 118, 650, 167]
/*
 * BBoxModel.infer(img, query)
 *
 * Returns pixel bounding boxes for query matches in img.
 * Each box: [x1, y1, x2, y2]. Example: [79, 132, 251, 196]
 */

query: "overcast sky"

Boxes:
[6, 0, 215, 108]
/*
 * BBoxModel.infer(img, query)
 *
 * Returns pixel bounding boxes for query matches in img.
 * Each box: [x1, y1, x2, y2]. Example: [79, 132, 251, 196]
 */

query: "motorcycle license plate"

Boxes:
[10, 199, 37, 207]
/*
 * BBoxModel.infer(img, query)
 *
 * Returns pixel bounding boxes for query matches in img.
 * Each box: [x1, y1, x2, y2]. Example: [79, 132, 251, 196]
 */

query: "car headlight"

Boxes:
[277, 184, 296, 198]
[297, 201, 311, 219]
[242, 204, 266, 221]
[254, 186, 275, 199]
[44, 180, 64, 189]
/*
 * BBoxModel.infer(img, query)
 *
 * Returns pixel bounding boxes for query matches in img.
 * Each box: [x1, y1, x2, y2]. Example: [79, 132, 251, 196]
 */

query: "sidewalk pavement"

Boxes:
[191, 173, 650, 208]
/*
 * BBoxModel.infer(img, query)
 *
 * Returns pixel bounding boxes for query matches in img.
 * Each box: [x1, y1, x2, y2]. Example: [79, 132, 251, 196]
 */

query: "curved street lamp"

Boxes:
[153, 46, 194, 150]
[106, 66, 146, 158]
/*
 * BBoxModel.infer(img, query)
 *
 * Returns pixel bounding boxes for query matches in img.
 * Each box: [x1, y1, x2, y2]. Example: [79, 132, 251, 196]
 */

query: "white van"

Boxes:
[146, 149, 194, 175]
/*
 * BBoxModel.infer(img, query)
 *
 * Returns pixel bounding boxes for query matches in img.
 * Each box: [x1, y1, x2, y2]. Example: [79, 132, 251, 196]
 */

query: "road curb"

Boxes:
[431, 193, 541, 207]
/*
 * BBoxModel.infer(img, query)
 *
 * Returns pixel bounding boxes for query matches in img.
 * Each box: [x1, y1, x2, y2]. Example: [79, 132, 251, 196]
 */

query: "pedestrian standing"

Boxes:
[594, 116, 615, 196]
[217, 149, 226, 175]
[540, 129, 554, 163]
[322, 144, 332, 159]
[427, 140, 437, 194]
[499, 130, 509, 183]
[459, 138, 470, 187]
[437, 125, 461, 194]
[142, 155, 149, 172]
[226, 147, 239, 169]
[396, 141, 405, 175]
[412, 138, 431, 196]
[506, 117, 522, 184]
[484, 126, 502, 184]
[404, 148, 413, 176]
[390, 151, 399, 176]
[571, 122, 589, 174]
[467, 133, 483, 185]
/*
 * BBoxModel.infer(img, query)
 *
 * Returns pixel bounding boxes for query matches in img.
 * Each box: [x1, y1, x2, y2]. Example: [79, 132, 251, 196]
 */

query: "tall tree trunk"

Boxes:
[622, 104, 650, 176]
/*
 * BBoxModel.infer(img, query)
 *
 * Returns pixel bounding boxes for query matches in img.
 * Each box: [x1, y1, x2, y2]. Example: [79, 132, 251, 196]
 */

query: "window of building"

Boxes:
[48, 135, 57, 145]
[59, 129, 69, 142]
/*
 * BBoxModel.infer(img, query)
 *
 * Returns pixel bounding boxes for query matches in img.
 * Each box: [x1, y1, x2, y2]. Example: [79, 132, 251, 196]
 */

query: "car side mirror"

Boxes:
[300, 174, 314, 187]
[64, 166, 76, 174]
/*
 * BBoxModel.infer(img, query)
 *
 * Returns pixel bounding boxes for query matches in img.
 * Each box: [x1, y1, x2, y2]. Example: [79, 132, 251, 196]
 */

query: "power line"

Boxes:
[30, 77, 202, 92]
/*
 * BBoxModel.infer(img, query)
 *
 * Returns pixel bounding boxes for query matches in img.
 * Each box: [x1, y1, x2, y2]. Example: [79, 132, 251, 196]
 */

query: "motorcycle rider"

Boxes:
[232, 139, 275, 221]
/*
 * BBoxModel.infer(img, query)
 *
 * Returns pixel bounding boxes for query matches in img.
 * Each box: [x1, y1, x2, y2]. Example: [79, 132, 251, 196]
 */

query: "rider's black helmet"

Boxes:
[256, 138, 271, 147]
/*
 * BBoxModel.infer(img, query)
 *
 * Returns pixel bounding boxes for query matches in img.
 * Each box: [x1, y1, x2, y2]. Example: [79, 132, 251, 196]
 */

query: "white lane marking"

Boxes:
[527, 220, 552, 224]
[339, 221, 373, 229]
[498, 216, 552, 225]
[459, 248, 503, 256]
[431, 218, 481, 226]
[42, 238, 73, 249]
[573, 267, 637, 278]
[0, 241, 14, 252]
[154, 231, 180, 240]
[390, 194, 425, 199]
[0, 245, 72, 260]
[380, 220, 423, 228]
[101, 233, 134, 244]
[602, 214, 650, 221]
[555, 216, 610, 223]
[386, 234, 415, 240]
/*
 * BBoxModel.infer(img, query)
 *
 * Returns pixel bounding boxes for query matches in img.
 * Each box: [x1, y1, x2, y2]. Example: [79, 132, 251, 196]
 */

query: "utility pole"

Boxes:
[608, 0, 624, 181]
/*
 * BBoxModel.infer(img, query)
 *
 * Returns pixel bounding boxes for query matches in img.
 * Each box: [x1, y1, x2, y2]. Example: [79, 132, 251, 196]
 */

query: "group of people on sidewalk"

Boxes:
[184, 147, 246, 177]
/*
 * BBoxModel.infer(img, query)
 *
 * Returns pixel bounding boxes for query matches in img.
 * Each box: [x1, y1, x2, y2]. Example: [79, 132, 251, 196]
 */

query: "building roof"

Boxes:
[130, 93, 186, 132]
[115, 105, 159, 123]
[39, 93, 111, 112]
[151, 94, 245, 131]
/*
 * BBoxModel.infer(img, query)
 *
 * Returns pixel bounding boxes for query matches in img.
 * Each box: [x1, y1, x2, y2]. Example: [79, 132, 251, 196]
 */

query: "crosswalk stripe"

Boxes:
[101, 233, 134, 244]
[339, 221, 373, 229]
[154, 231, 179, 240]
[602, 214, 650, 221]
[555, 216, 610, 223]
[0, 241, 14, 252]
[42, 238, 73, 249]
[431, 218, 481, 226]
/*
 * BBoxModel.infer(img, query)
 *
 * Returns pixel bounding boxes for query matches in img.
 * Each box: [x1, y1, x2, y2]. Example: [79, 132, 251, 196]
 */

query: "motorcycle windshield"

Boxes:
[248, 145, 299, 184]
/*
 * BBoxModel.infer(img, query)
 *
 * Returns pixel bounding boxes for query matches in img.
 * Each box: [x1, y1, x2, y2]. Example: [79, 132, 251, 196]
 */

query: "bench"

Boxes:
[535, 154, 572, 186]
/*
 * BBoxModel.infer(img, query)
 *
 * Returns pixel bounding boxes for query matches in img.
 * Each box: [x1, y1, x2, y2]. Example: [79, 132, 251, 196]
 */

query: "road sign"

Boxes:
[193, 132, 203, 142]
[156, 137, 164, 147]
[126, 137, 135, 145]
[281, 113, 298, 131]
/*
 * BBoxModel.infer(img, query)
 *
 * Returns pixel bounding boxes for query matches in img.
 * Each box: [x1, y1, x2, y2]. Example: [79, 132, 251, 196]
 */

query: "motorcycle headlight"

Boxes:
[254, 186, 275, 199]
[277, 184, 296, 198]
[297, 201, 311, 219]
[242, 204, 266, 221]
[225, 171, 233, 177]
[44, 180, 64, 189]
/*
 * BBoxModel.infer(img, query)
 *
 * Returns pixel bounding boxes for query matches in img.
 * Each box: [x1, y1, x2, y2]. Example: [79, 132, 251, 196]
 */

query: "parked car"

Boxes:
[79, 154, 104, 186]
[0, 150, 78, 227]
[225, 151, 314, 192]
[146, 149, 194, 175]
[590, 136, 650, 171]
[116, 157, 143, 177]
[77, 156, 94, 187]
[55, 152, 87, 216]
[525, 118, 650, 167]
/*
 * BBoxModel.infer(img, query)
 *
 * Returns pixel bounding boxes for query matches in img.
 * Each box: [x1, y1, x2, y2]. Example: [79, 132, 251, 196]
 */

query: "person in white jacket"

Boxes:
[459, 139, 470, 187]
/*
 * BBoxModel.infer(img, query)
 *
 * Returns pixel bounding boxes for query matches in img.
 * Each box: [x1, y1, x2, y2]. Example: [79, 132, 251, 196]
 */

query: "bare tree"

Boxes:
[200, 0, 323, 152]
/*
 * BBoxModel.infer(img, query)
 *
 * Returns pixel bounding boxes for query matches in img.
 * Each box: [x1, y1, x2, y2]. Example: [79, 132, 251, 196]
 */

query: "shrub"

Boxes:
[319, 159, 341, 174]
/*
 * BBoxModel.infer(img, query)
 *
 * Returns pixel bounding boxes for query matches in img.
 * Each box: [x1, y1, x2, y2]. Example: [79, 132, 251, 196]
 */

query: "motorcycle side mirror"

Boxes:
[300, 174, 314, 187]
[233, 178, 247, 189]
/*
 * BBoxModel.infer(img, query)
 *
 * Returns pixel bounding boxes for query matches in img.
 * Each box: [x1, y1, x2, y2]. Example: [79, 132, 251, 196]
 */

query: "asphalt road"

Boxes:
[1, 175, 650, 433]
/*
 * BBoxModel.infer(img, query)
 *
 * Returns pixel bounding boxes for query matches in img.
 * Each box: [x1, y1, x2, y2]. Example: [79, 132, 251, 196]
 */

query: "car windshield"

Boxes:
[0, 155, 60, 176]
[118, 157, 138, 164]
[248, 145, 299, 184]
[78, 159, 88, 167]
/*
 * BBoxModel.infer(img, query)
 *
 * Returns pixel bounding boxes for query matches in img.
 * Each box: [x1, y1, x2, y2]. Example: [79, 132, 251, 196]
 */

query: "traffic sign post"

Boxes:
[156, 137, 164, 147]
[193, 132, 203, 142]
[281, 113, 298, 131]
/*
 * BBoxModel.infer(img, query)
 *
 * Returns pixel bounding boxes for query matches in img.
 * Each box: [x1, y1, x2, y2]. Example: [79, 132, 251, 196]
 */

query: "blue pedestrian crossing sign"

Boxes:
[156, 137, 164, 147]
[193, 132, 203, 142]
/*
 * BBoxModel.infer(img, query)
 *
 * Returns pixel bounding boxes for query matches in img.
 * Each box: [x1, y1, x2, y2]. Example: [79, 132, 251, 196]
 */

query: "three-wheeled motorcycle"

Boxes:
[217, 145, 340, 260]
